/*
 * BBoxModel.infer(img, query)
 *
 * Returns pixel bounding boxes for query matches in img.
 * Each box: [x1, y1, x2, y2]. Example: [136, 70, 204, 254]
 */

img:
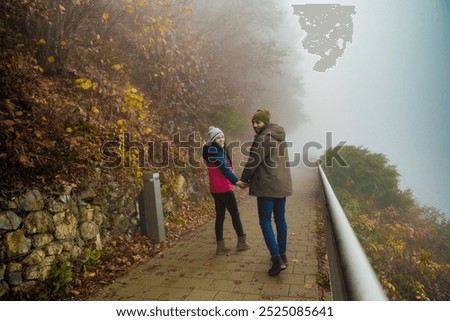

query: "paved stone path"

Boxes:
[90, 165, 325, 301]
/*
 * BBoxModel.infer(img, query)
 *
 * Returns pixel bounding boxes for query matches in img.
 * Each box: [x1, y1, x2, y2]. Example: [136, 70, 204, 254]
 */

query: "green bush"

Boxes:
[212, 106, 247, 136]
[45, 261, 75, 300]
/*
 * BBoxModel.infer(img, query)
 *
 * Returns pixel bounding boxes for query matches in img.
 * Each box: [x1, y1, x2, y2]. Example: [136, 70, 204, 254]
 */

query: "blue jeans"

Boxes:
[257, 197, 287, 258]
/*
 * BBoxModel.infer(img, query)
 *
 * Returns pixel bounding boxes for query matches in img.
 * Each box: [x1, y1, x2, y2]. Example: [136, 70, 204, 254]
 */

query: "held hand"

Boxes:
[236, 181, 248, 189]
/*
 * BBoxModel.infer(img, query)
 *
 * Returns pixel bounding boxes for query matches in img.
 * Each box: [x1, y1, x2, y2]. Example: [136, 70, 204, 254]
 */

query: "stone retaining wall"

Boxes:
[0, 183, 140, 299]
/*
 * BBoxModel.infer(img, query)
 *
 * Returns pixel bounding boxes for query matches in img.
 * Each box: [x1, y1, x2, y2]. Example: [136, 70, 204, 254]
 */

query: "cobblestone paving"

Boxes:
[90, 166, 325, 301]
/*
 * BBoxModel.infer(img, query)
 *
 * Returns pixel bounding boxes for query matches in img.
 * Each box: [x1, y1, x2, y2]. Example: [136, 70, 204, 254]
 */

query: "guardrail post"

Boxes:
[138, 172, 165, 242]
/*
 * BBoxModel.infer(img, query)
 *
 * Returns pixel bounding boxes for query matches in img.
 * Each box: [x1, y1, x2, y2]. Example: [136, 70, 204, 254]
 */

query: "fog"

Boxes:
[288, 0, 450, 216]
[189, 0, 449, 216]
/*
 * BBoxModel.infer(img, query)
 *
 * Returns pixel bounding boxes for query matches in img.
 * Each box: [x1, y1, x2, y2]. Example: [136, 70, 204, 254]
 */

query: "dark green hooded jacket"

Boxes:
[241, 123, 293, 198]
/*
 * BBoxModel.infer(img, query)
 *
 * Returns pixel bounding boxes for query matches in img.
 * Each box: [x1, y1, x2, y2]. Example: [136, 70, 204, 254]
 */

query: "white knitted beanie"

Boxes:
[208, 126, 223, 142]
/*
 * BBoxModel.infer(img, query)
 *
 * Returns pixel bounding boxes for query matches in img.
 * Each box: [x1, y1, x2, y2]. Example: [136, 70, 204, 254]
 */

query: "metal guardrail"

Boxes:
[317, 163, 388, 301]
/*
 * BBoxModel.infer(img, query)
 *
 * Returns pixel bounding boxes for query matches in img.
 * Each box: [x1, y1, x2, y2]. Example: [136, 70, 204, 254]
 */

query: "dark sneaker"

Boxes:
[269, 255, 286, 276]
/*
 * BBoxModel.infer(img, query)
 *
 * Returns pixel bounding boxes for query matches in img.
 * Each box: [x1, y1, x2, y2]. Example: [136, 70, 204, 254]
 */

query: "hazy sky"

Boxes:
[286, 0, 450, 216]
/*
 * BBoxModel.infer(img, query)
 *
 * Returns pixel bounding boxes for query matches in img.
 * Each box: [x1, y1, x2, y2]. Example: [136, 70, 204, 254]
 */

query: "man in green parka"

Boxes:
[240, 109, 293, 276]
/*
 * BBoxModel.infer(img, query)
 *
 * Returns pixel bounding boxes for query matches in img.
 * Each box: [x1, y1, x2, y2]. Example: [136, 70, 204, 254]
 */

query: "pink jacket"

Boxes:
[206, 160, 234, 193]
[202, 143, 238, 193]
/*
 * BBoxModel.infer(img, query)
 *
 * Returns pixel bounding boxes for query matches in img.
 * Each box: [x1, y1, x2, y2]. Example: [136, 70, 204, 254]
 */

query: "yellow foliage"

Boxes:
[157, 17, 171, 33]
[112, 64, 123, 71]
[414, 282, 429, 301]
[395, 241, 406, 254]
[33, 65, 44, 73]
[158, 24, 168, 33]
[419, 251, 432, 265]
[123, 83, 145, 111]
[91, 106, 100, 115]
[380, 274, 396, 297]
[60, 40, 68, 46]
[369, 243, 384, 253]
[66, 128, 73, 133]
[48, 56, 55, 63]
[102, 12, 109, 22]
[75, 78, 93, 90]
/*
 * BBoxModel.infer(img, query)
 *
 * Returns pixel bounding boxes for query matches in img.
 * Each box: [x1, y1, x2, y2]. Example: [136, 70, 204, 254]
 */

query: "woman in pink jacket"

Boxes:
[202, 126, 250, 255]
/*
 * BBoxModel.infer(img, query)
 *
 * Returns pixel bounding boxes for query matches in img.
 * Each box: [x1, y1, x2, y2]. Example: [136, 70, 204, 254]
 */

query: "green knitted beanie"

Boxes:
[251, 109, 271, 124]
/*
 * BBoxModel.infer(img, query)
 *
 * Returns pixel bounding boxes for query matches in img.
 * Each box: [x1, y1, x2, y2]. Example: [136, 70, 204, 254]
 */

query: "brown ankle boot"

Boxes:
[216, 240, 231, 255]
[236, 235, 250, 251]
